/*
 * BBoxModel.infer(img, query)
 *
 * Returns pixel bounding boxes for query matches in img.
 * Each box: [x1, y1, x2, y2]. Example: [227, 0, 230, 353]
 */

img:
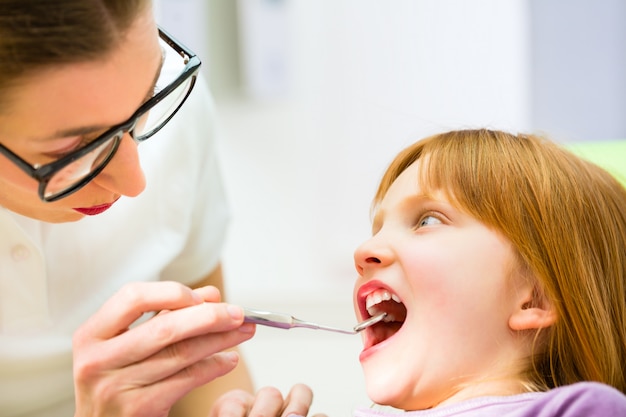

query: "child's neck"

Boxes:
[436, 378, 530, 409]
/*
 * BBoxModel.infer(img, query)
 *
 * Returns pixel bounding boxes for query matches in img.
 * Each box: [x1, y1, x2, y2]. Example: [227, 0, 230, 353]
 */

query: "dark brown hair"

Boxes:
[0, 0, 149, 100]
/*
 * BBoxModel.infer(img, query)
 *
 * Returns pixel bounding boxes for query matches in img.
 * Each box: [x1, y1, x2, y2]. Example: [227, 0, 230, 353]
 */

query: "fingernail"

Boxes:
[223, 351, 239, 364]
[191, 291, 203, 304]
[227, 305, 243, 320]
[212, 351, 239, 365]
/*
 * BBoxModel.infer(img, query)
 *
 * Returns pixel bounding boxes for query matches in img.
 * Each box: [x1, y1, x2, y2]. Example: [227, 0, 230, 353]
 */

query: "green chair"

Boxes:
[567, 140, 626, 187]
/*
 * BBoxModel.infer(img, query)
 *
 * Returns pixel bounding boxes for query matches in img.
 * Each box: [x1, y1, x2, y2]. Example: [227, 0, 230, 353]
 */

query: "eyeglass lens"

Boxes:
[134, 44, 192, 139]
[42, 39, 195, 200]
[45, 135, 121, 198]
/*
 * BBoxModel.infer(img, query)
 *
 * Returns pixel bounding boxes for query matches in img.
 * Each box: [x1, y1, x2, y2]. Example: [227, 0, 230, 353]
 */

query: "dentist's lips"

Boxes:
[73, 199, 118, 215]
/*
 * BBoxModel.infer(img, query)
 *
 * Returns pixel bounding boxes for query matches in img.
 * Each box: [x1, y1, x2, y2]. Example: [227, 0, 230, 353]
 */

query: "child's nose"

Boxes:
[354, 235, 394, 275]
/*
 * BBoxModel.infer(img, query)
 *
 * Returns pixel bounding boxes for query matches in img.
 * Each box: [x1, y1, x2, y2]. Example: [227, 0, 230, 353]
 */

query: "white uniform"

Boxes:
[0, 77, 231, 417]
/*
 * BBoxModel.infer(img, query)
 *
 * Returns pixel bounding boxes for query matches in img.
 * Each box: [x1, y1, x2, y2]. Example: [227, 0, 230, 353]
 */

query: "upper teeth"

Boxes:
[365, 289, 401, 322]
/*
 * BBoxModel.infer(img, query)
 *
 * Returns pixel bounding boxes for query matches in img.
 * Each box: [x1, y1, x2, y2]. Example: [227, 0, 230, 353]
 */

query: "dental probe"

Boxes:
[243, 308, 387, 335]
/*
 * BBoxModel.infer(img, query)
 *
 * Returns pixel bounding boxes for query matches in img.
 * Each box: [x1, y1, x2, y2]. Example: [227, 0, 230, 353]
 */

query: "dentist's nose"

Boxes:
[354, 234, 394, 275]
[92, 132, 146, 197]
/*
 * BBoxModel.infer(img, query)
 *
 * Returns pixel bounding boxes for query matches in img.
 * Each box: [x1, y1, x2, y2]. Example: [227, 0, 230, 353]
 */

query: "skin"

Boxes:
[72, 282, 256, 417]
[353, 159, 556, 411]
[0, 5, 317, 417]
[176, 268, 319, 417]
[172, 268, 255, 417]
[0, 10, 157, 223]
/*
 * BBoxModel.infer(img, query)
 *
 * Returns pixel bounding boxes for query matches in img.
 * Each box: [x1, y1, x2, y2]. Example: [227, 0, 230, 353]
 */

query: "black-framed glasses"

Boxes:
[0, 27, 201, 202]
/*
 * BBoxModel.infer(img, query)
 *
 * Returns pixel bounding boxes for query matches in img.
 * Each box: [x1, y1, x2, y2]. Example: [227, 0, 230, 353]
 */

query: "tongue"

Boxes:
[368, 300, 406, 346]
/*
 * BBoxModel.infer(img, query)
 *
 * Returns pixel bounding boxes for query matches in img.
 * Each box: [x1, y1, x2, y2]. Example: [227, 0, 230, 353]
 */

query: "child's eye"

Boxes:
[417, 214, 443, 228]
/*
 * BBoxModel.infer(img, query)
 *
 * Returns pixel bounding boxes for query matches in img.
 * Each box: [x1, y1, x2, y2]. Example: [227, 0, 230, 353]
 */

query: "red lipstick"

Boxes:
[73, 201, 116, 216]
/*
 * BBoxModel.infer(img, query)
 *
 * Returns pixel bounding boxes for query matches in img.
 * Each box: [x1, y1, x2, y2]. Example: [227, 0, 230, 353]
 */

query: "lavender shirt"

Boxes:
[352, 382, 626, 417]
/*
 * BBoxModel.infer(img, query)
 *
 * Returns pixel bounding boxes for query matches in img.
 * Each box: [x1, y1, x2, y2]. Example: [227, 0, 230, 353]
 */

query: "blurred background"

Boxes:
[155, 0, 625, 415]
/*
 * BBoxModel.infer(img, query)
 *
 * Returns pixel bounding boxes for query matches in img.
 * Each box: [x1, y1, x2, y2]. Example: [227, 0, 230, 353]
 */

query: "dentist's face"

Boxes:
[353, 159, 527, 410]
[0, 8, 161, 222]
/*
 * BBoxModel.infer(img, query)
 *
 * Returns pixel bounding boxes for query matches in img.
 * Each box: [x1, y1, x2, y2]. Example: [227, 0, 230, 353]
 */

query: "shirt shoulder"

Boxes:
[525, 382, 626, 417]
[353, 382, 626, 417]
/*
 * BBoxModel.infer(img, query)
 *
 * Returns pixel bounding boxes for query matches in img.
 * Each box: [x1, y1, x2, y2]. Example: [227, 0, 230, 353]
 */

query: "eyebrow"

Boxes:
[44, 50, 166, 141]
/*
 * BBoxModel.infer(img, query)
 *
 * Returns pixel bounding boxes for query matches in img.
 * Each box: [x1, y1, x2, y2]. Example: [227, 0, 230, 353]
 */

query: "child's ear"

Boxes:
[509, 285, 557, 331]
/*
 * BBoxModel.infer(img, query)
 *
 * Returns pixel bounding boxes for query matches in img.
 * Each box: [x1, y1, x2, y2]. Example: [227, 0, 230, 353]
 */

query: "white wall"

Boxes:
[219, 0, 531, 301]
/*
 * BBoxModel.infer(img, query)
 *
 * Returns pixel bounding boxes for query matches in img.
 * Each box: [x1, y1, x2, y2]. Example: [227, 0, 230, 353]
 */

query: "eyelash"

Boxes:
[76, 135, 93, 148]
[41, 135, 95, 162]
[414, 211, 445, 229]
[66, 135, 93, 153]
[39, 83, 160, 163]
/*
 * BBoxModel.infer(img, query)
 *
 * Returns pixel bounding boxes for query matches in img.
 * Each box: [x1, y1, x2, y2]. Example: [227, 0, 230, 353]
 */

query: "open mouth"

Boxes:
[362, 288, 407, 347]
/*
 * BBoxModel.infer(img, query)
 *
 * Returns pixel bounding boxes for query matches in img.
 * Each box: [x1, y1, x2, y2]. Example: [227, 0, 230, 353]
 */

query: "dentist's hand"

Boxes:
[72, 282, 255, 417]
[209, 383, 327, 417]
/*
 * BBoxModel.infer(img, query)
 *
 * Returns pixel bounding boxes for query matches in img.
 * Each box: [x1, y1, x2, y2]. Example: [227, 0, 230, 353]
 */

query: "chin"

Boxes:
[362, 360, 445, 411]
[362, 362, 408, 409]
[34, 209, 85, 223]
[365, 387, 410, 411]
[1, 194, 85, 223]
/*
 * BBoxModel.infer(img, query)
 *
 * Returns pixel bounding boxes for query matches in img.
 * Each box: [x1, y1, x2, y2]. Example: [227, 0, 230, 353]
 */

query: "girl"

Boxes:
[352, 129, 626, 415]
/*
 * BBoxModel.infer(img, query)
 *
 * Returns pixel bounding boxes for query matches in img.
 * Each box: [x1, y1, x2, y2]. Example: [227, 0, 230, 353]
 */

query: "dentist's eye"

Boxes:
[41, 135, 93, 161]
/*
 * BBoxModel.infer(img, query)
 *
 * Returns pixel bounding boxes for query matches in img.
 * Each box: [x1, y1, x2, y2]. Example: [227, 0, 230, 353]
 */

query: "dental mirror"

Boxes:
[243, 308, 387, 335]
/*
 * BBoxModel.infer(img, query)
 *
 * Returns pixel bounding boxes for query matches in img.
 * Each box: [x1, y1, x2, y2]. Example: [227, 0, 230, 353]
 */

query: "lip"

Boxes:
[359, 330, 397, 362]
[359, 315, 405, 362]
[356, 279, 395, 320]
[73, 198, 119, 216]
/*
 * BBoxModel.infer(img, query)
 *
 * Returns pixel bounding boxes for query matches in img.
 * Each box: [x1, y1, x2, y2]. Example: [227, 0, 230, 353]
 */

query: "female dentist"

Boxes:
[0, 1, 313, 416]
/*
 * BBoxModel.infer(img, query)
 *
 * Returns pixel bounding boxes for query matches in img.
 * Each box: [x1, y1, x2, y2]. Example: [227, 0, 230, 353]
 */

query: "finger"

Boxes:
[193, 285, 222, 302]
[78, 281, 204, 341]
[118, 325, 255, 384]
[281, 384, 314, 417]
[107, 351, 241, 417]
[147, 351, 241, 407]
[94, 303, 249, 369]
[247, 386, 285, 417]
[208, 389, 255, 417]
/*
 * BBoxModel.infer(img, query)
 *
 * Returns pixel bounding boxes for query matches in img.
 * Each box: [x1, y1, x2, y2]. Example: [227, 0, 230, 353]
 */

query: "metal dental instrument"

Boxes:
[353, 313, 388, 332]
[243, 308, 387, 335]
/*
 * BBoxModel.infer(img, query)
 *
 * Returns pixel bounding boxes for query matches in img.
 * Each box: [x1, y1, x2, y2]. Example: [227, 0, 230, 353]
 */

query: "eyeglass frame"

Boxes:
[0, 27, 201, 202]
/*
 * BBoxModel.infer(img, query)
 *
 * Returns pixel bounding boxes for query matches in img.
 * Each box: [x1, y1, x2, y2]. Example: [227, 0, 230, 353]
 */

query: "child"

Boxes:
[351, 129, 626, 416]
